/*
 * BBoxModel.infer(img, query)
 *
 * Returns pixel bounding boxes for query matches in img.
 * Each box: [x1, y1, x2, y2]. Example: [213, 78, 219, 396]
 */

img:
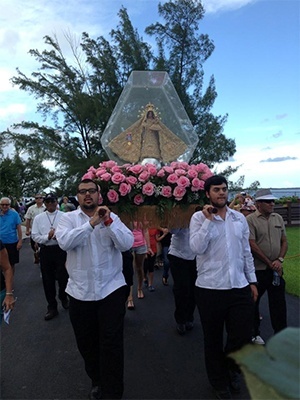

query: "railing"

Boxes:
[274, 203, 300, 226]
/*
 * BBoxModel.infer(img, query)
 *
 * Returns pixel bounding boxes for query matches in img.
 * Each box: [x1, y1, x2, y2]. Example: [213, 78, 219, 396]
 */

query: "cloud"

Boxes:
[260, 156, 298, 163]
[272, 130, 283, 138]
[202, 0, 257, 13]
[275, 113, 288, 120]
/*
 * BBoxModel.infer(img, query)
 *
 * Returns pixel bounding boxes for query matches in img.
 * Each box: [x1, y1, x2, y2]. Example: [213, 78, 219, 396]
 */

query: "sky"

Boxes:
[0, 0, 299, 189]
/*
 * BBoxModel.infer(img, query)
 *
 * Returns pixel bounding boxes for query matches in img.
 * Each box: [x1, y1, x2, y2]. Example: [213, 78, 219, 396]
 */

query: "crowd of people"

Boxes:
[0, 178, 289, 400]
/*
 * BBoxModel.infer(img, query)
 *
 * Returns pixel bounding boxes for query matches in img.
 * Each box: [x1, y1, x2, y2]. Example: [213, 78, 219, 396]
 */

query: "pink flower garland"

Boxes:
[82, 160, 213, 207]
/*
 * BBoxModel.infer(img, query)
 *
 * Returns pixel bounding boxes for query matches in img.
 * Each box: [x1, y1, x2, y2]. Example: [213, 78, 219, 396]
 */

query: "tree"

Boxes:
[0, 153, 56, 198]
[3, 0, 237, 193]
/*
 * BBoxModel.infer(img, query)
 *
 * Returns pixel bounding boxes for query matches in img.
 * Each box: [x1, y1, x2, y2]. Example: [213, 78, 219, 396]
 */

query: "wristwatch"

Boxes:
[278, 257, 284, 263]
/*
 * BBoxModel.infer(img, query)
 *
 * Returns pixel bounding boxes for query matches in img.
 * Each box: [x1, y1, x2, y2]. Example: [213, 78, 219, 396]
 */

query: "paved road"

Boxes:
[1, 237, 299, 400]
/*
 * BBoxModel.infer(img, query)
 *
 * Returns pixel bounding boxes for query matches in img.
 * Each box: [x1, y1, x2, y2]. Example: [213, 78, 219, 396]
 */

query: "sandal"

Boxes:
[127, 299, 135, 310]
[137, 289, 144, 299]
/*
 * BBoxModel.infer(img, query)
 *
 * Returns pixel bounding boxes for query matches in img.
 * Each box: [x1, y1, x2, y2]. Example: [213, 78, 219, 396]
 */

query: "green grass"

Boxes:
[285, 227, 300, 297]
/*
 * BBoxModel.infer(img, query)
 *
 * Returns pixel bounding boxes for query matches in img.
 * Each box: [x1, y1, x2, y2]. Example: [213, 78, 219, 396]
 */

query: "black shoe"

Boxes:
[185, 321, 194, 331]
[214, 388, 232, 399]
[44, 310, 58, 321]
[61, 297, 69, 309]
[229, 370, 241, 393]
[88, 385, 102, 400]
[176, 323, 186, 335]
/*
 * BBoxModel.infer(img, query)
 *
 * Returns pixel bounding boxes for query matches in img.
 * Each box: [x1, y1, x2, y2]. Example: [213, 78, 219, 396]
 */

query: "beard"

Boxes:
[82, 203, 97, 210]
[211, 198, 227, 209]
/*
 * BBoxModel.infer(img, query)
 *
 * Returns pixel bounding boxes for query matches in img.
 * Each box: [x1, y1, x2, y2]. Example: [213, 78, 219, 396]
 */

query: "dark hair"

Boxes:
[204, 175, 228, 193]
[77, 179, 98, 192]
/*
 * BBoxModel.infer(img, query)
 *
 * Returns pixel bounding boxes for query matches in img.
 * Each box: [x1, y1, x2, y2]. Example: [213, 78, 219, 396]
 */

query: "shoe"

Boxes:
[185, 321, 194, 331]
[88, 385, 102, 400]
[252, 335, 265, 345]
[229, 370, 241, 393]
[127, 299, 135, 310]
[61, 298, 69, 309]
[148, 285, 155, 292]
[162, 277, 168, 286]
[176, 323, 186, 335]
[214, 388, 232, 399]
[137, 289, 144, 299]
[44, 309, 58, 321]
[143, 279, 148, 287]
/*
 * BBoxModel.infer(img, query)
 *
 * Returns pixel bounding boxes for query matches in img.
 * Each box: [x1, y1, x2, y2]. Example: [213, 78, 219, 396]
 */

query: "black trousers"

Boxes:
[69, 286, 127, 399]
[169, 255, 197, 324]
[195, 286, 254, 390]
[254, 269, 287, 336]
[40, 245, 68, 310]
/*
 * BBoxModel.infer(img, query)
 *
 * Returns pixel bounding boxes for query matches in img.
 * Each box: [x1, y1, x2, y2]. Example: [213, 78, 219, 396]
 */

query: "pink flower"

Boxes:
[133, 194, 144, 205]
[142, 182, 155, 196]
[174, 168, 187, 176]
[111, 165, 122, 173]
[187, 169, 198, 179]
[98, 193, 104, 205]
[119, 183, 131, 196]
[82, 172, 95, 180]
[145, 164, 157, 176]
[129, 164, 144, 175]
[161, 186, 172, 198]
[126, 176, 138, 185]
[102, 160, 117, 169]
[167, 173, 179, 184]
[107, 189, 119, 203]
[201, 171, 214, 181]
[157, 169, 165, 178]
[138, 170, 150, 182]
[111, 172, 126, 184]
[191, 178, 204, 191]
[177, 176, 190, 188]
[100, 173, 112, 182]
[173, 186, 186, 200]
[163, 166, 174, 174]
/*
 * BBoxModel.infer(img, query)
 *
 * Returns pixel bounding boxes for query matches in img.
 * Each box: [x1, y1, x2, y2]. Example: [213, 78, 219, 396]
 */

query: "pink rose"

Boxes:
[142, 182, 155, 196]
[129, 164, 144, 175]
[133, 194, 144, 205]
[146, 164, 157, 176]
[87, 166, 97, 174]
[95, 168, 107, 177]
[126, 176, 138, 185]
[187, 169, 198, 179]
[191, 178, 204, 191]
[98, 193, 104, 205]
[119, 183, 131, 196]
[174, 168, 187, 176]
[157, 169, 165, 178]
[111, 172, 126, 184]
[173, 186, 186, 200]
[161, 186, 172, 198]
[163, 166, 174, 174]
[138, 170, 150, 182]
[167, 173, 178, 184]
[177, 176, 190, 188]
[102, 160, 117, 169]
[111, 165, 122, 173]
[82, 172, 95, 180]
[100, 172, 112, 182]
[107, 189, 119, 203]
[201, 171, 214, 181]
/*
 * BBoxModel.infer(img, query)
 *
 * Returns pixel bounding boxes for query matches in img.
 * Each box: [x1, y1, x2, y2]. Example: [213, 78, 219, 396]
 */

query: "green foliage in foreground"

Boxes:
[285, 227, 300, 297]
[230, 327, 300, 399]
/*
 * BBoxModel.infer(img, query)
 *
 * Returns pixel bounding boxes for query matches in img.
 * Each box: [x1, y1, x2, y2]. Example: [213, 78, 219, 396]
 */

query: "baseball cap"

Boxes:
[44, 192, 58, 201]
[255, 189, 277, 201]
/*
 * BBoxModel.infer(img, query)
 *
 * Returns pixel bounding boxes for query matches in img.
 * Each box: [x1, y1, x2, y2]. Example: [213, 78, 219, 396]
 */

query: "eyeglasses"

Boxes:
[261, 200, 275, 204]
[77, 188, 98, 195]
[35, 197, 43, 199]
[0, 204, 10, 206]
[44, 199, 56, 203]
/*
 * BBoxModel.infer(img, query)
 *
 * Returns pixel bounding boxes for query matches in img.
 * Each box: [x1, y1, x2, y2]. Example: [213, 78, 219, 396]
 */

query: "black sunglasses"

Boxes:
[44, 199, 56, 203]
[35, 197, 43, 199]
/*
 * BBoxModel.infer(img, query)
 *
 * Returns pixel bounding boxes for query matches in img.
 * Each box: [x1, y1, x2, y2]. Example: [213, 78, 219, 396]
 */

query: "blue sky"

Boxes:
[0, 0, 299, 188]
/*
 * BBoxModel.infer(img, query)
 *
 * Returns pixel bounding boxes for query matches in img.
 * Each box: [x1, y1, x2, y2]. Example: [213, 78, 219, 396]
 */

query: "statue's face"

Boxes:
[147, 111, 154, 119]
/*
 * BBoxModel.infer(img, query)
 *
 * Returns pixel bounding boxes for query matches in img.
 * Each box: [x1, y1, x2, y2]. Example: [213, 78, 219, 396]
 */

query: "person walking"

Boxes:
[156, 226, 172, 286]
[168, 227, 197, 335]
[31, 193, 69, 321]
[189, 175, 258, 400]
[0, 240, 15, 323]
[25, 193, 46, 263]
[0, 197, 22, 272]
[56, 179, 134, 400]
[246, 188, 288, 345]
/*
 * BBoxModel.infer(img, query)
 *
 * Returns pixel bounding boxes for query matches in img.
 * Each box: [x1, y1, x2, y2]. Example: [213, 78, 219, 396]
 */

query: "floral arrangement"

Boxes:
[82, 160, 213, 218]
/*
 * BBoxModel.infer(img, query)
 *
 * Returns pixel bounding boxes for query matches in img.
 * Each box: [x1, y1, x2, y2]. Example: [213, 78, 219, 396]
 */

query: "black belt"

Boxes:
[40, 244, 59, 248]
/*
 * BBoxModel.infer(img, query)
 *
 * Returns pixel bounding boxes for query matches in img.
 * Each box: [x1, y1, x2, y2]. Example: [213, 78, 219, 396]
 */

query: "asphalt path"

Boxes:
[1, 235, 299, 400]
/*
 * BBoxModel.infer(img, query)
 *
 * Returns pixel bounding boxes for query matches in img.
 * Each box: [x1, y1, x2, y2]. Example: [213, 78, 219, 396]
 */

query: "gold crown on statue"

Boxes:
[138, 103, 161, 120]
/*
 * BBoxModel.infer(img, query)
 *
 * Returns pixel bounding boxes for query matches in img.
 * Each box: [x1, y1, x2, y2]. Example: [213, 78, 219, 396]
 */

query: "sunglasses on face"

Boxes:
[35, 197, 43, 199]
[0, 204, 10, 206]
[261, 200, 275, 204]
[77, 188, 98, 195]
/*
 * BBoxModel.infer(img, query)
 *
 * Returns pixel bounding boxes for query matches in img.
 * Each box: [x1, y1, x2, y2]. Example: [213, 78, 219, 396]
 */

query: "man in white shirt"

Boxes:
[189, 175, 258, 400]
[32, 193, 69, 321]
[56, 179, 134, 400]
[25, 194, 46, 263]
